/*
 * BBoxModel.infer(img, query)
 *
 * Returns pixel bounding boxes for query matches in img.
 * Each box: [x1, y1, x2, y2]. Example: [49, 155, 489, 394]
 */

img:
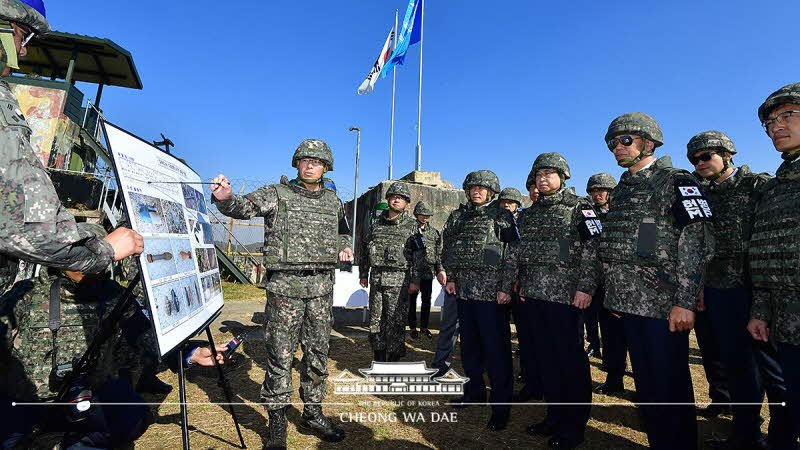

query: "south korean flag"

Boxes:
[672, 177, 713, 227]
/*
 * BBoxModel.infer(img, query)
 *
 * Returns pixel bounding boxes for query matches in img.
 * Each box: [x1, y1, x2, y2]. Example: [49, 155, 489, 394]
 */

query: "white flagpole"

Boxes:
[389, 9, 398, 180]
[415, 0, 425, 171]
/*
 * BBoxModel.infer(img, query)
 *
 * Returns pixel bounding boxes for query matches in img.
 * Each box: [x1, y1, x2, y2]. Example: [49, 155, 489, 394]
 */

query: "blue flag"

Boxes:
[380, 0, 422, 78]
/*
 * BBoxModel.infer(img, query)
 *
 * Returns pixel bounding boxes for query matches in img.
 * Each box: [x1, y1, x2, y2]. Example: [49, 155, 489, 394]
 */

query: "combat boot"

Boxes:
[373, 350, 386, 362]
[300, 405, 345, 442]
[265, 406, 288, 449]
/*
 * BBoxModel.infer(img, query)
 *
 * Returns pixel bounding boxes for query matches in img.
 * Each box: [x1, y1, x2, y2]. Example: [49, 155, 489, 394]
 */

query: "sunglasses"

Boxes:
[606, 135, 641, 151]
[688, 152, 719, 165]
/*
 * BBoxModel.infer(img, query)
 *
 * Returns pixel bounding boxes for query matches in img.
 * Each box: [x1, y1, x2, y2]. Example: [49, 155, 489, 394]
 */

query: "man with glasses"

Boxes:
[212, 140, 353, 448]
[747, 82, 800, 447]
[598, 113, 714, 449]
[687, 130, 791, 449]
[501, 153, 601, 449]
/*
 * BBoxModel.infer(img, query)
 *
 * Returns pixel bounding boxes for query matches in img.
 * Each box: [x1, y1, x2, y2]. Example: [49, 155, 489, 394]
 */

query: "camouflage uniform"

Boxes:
[212, 140, 349, 412]
[359, 182, 416, 360]
[502, 154, 600, 445]
[686, 131, 791, 447]
[407, 201, 442, 334]
[442, 170, 516, 424]
[599, 113, 714, 450]
[749, 82, 800, 445]
[0, 2, 113, 293]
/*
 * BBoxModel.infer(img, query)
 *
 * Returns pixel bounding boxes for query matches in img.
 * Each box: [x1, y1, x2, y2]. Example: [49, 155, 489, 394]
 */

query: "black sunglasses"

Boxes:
[606, 135, 641, 151]
[688, 152, 718, 165]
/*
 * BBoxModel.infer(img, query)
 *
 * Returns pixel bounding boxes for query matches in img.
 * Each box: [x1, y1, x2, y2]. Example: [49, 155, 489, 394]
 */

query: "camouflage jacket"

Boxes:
[0, 270, 123, 401]
[409, 222, 443, 283]
[0, 81, 115, 290]
[212, 180, 350, 297]
[750, 158, 800, 346]
[599, 157, 714, 320]
[697, 166, 770, 289]
[502, 188, 602, 305]
[358, 211, 416, 286]
[441, 201, 516, 302]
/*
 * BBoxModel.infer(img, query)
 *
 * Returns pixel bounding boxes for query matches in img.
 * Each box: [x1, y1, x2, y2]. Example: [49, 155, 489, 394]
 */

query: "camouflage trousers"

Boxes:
[260, 290, 334, 411]
[368, 270, 408, 356]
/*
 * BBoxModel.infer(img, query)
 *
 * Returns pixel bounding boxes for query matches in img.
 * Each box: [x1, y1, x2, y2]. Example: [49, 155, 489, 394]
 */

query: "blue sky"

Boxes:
[53, 1, 798, 199]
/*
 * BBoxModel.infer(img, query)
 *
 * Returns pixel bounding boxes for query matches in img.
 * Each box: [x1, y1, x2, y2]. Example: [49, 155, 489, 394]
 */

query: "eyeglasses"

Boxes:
[688, 151, 719, 166]
[761, 110, 800, 132]
[606, 135, 642, 151]
[299, 158, 324, 168]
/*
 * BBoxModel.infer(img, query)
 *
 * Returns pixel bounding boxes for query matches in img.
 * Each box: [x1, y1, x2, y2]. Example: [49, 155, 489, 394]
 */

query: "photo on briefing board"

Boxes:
[102, 120, 224, 357]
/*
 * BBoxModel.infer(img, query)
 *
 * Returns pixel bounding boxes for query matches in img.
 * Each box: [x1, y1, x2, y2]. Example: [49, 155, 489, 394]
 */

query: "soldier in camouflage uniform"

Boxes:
[359, 182, 416, 361]
[585, 173, 629, 396]
[1, 223, 150, 448]
[687, 130, 792, 449]
[0, 0, 142, 295]
[599, 113, 714, 450]
[501, 154, 601, 448]
[443, 170, 517, 431]
[498, 187, 543, 403]
[407, 200, 445, 340]
[212, 139, 352, 448]
[747, 83, 800, 446]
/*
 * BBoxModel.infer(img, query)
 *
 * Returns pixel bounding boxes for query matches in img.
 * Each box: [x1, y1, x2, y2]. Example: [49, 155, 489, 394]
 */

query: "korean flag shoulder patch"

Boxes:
[581, 209, 597, 218]
[578, 208, 603, 240]
[672, 176, 713, 227]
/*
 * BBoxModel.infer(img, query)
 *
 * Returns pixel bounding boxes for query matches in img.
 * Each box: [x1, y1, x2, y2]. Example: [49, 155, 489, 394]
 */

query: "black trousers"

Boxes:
[599, 305, 627, 385]
[511, 294, 543, 395]
[408, 278, 433, 329]
[695, 306, 731, 404]
[457, 298, 513, 415]
[776, 342, 800, 450]
[624, 314, 697, 450]
[581, 293, 602, 351]
[530, 299, 591, 445]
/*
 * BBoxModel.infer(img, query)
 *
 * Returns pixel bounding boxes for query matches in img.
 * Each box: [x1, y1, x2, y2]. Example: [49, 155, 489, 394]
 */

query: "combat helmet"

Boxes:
[687, 130, 737, 181]
[385, 181, 411, 202]
[605, 112, 663, 167]
[498, 187, 523, 205]
[413, 200, 434, 216]
[758, 82, 800, 123]
[291, 139, 334, 171]
[586, 173, 617, 193]
[0, 0, 50, 73]
[462, 170, 501, 194]
[531, 152, 571, 180]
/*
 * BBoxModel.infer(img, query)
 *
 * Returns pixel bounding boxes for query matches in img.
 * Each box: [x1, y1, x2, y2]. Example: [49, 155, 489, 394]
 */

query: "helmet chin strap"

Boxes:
[297, 167, 327, 184]
[617, 141, 652, 168]
[704, 153, 731, 181]
[542, 176, 564, 197]
[781, 150, 800, 162]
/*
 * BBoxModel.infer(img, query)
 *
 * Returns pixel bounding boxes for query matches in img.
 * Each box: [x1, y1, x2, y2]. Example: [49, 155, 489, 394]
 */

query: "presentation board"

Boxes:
[103, 121, 224, 356]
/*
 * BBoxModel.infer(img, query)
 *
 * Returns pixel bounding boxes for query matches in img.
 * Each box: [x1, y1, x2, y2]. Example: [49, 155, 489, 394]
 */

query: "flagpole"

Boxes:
[415, 0, 424, 171]
[389, 8, 398, 180]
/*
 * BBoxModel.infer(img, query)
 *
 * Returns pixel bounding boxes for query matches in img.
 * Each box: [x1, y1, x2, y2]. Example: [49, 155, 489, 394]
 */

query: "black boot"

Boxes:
[300, 405, 345, 442]
[373, 350, 386, 362]
[265, 406, 288, 449]
[387, 352, 401, 362]
[136, 372, 173, 395]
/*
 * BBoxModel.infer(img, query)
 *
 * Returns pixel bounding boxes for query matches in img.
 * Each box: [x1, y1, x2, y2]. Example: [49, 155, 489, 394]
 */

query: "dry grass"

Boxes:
[126, 313, 775, 450]
[221, 281, 265, 302]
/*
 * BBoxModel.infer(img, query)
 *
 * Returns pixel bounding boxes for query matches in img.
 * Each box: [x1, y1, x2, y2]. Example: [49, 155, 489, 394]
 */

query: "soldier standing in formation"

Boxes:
[598, 113, 714, 449]
[443, 170, 517, 431]
[498, 187, 544, 402]
[212, 139, 352, 449]
[359, 181, 417, 362]
[747, 82, 800, 447]
[407, 200, 445, 340]
[584, 173, 629, 396]
[502, 153, 601, 449]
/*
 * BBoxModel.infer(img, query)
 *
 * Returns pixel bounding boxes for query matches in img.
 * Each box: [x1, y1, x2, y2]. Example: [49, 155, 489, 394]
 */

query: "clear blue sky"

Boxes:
[53, 1, 798, 198]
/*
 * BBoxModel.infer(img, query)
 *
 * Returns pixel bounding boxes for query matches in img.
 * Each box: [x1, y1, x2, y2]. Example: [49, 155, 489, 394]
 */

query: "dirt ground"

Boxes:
[120, 297, 777, 450]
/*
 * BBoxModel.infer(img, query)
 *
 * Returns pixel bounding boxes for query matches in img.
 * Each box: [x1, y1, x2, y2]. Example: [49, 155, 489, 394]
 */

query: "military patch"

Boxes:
[581, 209, 597, 218]
[578, 209, 603, 240]
[0, 99, 25, 127]
[672, 177, 713, 227]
